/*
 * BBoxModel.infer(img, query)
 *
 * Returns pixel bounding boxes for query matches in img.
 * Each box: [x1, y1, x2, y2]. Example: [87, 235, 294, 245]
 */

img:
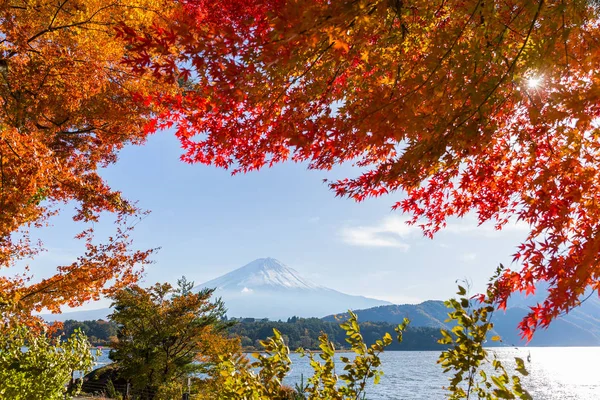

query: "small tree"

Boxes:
[0, 324, 96, 400]
[108, 277, 235, 398]
[438, 271, 531, 400]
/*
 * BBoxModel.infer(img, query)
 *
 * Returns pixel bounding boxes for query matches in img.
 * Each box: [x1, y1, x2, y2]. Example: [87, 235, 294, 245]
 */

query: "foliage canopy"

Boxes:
[119, 0, 600, 339]
[0, 0, 176, 320]
[3, 0, 599, 343]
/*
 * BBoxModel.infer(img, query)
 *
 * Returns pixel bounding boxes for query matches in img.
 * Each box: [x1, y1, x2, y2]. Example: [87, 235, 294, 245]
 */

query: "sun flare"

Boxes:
[527, 76, 543, 89]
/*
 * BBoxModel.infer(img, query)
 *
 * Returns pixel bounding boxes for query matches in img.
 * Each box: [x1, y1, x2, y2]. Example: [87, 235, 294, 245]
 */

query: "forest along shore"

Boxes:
[59, 317, 449, 352]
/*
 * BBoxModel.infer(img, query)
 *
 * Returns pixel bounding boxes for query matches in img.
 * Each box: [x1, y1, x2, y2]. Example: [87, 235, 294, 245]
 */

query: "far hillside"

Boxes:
[323, 301, 452, 328]
[324, 292, 600, 347]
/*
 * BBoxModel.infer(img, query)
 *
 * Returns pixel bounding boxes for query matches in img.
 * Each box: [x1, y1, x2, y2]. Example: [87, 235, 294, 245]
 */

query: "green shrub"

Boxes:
[438, 270, 532, 400]
[0, 325, 96, 400]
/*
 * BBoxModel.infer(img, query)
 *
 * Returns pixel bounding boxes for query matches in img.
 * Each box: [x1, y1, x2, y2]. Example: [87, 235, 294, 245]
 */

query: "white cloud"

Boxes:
[339, 213, 530, 250]
[339, 216, 417, 250]
[241, 287, 253, 294]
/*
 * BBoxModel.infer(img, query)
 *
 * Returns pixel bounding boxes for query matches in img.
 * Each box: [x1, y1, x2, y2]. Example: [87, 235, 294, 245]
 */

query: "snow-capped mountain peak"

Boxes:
[196, 257, 321, 292]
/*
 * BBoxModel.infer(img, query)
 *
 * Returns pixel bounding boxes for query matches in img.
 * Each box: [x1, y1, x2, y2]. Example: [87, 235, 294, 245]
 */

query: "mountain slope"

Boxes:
[193, 258, 390, 320]
[324, 292, 600, 346]
[323, 301, 452, 328]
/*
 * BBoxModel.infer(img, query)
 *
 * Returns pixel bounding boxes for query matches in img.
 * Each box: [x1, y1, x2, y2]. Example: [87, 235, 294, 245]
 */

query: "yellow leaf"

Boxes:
[333, 40, 349, 53]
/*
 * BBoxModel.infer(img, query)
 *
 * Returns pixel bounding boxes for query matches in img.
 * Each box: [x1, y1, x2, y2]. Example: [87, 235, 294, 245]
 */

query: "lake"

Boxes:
[94, 347, 600, 399]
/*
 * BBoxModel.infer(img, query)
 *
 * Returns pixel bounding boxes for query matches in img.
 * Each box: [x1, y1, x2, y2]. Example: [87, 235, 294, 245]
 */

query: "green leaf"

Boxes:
[515, 357, 529, 376]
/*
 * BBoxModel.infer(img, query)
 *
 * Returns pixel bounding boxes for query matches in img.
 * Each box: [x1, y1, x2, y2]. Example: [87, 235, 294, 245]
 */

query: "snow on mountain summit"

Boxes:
[196, 258, 321, 292]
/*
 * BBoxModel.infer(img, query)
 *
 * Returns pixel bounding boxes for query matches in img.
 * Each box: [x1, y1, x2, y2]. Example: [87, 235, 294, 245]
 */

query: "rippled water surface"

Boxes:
[95, 347, 600, 399]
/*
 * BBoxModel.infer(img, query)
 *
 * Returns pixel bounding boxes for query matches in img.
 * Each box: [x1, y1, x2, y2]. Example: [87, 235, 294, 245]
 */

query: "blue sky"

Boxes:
[20, 130, 529, 310]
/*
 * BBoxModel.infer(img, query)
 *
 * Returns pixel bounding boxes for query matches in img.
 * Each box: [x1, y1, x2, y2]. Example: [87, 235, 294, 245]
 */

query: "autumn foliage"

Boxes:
[0, 0, 177, 318]
[117, 0, 600, 338]
[2, 0, 600, 342]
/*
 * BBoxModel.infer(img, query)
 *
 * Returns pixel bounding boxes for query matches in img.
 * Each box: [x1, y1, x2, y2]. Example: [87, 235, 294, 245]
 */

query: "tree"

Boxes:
[60, 319, 119, 346]
[0, 0, 179, 320]
[108, 278, 237, 398]
[438, 274, 531, 399]
[0, 324, 96, 400]
[119, 0, 600, 339]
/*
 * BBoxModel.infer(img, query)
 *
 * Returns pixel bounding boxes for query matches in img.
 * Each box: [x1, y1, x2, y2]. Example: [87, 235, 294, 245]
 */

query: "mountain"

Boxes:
[192, 257, 391, 320]
[492, 288, 600, 346]
[42, 257, 389, 322]
[323, 291, 600, 346]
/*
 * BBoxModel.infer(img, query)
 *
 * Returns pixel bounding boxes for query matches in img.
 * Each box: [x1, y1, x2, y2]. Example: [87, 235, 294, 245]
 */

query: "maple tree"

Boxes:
[0, 0, 178, 319]
[119, 0, 600, 339]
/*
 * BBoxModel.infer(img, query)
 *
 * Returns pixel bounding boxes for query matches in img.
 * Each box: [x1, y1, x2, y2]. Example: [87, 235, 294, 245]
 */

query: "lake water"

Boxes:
[94, 347, 600, 399]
